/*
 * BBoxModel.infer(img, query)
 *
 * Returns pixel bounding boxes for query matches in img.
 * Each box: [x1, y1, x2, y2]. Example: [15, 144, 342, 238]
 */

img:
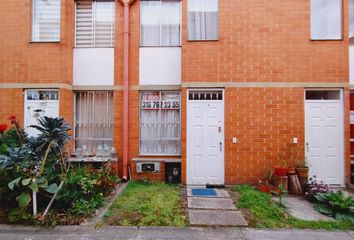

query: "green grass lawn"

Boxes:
[104, 181, 188, 227]
[232, 185, 354, 230]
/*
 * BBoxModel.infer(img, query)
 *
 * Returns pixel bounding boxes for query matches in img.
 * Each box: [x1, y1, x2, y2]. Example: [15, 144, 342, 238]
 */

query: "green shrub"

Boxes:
[315, 191, 354, 224]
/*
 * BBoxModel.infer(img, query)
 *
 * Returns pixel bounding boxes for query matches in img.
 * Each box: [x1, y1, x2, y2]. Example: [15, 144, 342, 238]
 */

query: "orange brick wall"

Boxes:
[0, 0, 350, 185]
[181, 0, 349, 83]
[0, 0, 74, 85]
[0, 89, 24, 126]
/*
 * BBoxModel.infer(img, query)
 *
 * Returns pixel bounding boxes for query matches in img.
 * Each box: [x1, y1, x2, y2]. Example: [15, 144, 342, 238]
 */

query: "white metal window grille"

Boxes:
[140, 91, 181, 155]
[74, 91, 114, 155]
[140, 0, 181, 47]
[32, 0, 61, 42]
[310, 0, 342, 40]
[188, 0, 218, 41]
[75, 0, 115, 47]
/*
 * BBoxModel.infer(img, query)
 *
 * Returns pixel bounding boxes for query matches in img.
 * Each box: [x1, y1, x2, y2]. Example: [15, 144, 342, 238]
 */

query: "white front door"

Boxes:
[305, 90, 344, 186]
[24, 90, 59, 137]
[187, 90, 224, 185]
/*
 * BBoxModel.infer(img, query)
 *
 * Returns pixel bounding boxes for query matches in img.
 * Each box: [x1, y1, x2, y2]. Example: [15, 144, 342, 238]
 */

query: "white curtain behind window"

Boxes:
[188, 0, 218, 40]
[75, 91, 113, 155]
[140, 91, 181, 155]
[161, 1, 181, 46]
[32, 0, 61, 41]
[310, 0, 342, 40]
[140, 0, 181, 46]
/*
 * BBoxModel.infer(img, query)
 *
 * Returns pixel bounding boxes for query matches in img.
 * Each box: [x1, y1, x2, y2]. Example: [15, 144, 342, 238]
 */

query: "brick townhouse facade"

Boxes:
[0, 0, 352, 186]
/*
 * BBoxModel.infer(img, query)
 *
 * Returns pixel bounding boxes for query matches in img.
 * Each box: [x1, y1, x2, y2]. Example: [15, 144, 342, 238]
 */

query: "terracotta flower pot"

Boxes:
[258, 184, 273, 193]
[274, 167, 288, 177]
[287, 167, 296, 175]
[296, 167, 309, 179]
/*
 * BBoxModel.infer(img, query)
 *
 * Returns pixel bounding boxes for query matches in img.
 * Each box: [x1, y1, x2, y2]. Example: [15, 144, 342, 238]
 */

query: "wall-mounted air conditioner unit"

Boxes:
[136, 162, 160, 173]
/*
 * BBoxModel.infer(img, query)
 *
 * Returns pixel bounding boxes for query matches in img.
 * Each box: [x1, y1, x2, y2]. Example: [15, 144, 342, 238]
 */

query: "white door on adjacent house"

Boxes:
[305, 89, 344, 186]
[24, 90, 59, 137]
[187, 90, 224, 185]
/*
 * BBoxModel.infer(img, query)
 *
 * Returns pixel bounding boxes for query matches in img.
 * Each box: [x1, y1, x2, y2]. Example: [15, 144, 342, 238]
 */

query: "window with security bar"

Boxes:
[74, 91, 113, 156]
[75, 0, 115, 47]
[32, 0, 61, 42]
[140, 91, 181, 155]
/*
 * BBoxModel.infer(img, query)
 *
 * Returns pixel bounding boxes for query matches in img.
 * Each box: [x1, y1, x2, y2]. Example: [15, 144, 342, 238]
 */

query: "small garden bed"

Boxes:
[230, 185, 354, 230]
[104, 181, 188, 227]
[0, 116, 120, 226]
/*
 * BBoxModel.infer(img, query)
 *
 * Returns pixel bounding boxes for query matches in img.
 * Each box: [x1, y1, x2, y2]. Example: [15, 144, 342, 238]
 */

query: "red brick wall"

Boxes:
[0, 0, 74, 85]
[181, 0, 349, 83]
[0, 0, 350, 185]
[0, 89, 24, 126]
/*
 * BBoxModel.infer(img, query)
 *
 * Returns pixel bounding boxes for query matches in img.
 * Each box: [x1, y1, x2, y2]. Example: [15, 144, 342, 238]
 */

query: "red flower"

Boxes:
[8, 115, 17, 124]
[0, 124, 7, 133]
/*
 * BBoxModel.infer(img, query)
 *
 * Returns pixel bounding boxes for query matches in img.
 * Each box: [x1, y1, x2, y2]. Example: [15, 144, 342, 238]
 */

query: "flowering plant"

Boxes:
[304, 176, 329, 202]
[0, 124, 7, 133]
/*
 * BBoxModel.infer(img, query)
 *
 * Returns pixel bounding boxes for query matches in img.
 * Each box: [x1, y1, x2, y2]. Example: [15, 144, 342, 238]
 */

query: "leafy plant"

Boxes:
[0, 116, 71, 216]
[314, 191, 354, 224]
[296, 158, 308, 168]
[304, 176, 329, 202]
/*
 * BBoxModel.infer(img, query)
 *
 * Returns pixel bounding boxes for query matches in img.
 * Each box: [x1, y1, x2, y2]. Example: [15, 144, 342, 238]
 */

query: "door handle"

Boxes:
[306, 142, 309, 152]
[219, 142, 222, 152]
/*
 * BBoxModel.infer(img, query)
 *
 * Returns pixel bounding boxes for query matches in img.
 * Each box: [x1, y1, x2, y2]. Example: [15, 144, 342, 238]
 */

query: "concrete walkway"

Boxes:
[187, 188, 247, 226]
[279, 196, 334, 221]
[0, 225, 353, 240]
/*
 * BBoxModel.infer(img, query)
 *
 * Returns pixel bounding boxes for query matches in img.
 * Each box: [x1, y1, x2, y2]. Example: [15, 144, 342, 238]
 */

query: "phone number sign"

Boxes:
[141, 92, 180, 110]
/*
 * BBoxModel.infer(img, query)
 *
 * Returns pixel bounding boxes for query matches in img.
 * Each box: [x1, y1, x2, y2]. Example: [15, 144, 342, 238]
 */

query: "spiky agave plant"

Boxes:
[30, 116, 71, 175]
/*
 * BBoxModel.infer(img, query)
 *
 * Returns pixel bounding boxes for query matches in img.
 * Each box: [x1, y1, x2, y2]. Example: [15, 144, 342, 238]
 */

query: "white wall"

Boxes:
[73, 48, 114, 86]
[350, 45, 354, 85]
[139, 47, 181, 86]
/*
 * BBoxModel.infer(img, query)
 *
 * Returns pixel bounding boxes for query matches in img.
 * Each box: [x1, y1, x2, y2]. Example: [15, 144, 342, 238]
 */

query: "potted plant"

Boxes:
[296, 158, 309, 188]
[287, 165, 296, 175]
[274, 160, 288, 177]
[258, 168, 273, 193]
[296, 158, 309, 178]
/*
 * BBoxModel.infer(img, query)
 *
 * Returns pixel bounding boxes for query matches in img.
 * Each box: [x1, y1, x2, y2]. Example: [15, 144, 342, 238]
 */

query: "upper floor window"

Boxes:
[32, 0, 61, 42]
[310, 0, 342, 40]
[188, 0, 218, 41]
[75, 0, 115, 48]
[140, 0, 181, 47]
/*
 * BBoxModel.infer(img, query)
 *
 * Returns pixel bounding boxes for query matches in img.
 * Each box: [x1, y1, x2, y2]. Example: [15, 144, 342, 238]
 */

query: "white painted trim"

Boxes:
[304, 88, 345, 186]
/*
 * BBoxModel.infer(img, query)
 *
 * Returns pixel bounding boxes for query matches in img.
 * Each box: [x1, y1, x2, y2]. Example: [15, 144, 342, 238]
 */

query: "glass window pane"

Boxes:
[310, 0, 342, 40]
[32, 0, 61, 42]
[305, 90, 340, 100]
[188, 0, 218, 41]
[140, 91, 181, 155]
[74, 91, 114, 155]
[75, 1, 115, 47]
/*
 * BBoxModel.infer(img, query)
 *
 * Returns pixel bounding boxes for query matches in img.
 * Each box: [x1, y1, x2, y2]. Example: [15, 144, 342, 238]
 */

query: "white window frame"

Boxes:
[74, 0, 115, 48]
[310, 0, 342, 40]
[140, 0, 182, 47]
[139, 91, 181, 156]
[32, 0, 61, 42]
[73, 91, 114, 154]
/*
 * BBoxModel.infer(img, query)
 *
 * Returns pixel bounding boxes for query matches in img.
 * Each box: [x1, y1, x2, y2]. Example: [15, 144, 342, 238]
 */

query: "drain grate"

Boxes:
[191, 188, 217, 197]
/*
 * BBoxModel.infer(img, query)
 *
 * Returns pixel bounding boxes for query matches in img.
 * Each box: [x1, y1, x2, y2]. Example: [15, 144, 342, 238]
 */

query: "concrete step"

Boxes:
[188, 197, 236, 210]
[188, 209, 248, 226]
